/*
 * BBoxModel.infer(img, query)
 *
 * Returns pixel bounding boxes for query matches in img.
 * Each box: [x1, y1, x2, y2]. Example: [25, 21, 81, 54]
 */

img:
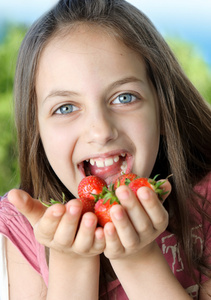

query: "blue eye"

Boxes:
[113, 93, 136, 104]
[55, 104, 78, 115]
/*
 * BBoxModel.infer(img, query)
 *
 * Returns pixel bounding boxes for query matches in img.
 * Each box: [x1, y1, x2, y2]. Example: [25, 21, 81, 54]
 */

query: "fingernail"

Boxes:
[84, 217, 95, 228]
[117, 188, 130, 200]
[69, 205, 81, 216]
[52, 209, 63, 217]
[95, 229, 104, 240]
[140, 189, 150, 200]
[106, 228, 114, 236]
[105, 223, 115, 236]
[112, 208, 124, 220]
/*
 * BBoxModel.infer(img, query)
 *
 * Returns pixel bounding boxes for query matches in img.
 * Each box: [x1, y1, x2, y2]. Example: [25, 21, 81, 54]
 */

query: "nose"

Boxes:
[84, 108, 118, 146]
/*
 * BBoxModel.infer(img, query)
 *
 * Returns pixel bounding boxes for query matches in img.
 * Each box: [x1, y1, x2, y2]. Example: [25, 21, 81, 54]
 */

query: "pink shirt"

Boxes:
[0, 173, 210, 299]
[0, 196, 48, 286]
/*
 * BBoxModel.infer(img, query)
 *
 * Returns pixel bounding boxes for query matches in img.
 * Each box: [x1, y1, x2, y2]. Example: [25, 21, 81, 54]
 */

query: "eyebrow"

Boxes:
[43, 76, 143, 103]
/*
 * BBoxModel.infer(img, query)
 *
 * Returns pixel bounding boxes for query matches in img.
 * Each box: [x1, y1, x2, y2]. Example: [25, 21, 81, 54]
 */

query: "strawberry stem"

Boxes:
[39, 193, 67, 207]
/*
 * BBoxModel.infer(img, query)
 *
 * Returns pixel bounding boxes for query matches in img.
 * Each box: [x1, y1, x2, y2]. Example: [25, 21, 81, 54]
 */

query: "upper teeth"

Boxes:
[88, 155, 123, 168]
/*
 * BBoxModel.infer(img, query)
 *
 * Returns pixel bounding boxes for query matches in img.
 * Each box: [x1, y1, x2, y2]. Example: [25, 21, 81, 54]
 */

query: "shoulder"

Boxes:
[193, 172, 211, 220]
[190, 172, 211, 231]
[0, 193, 25, 236]
[194, 172, 211, 202]
[195, 173, 211, 285]
[0, 192, 36, 261]
[0, 192, 33, 237]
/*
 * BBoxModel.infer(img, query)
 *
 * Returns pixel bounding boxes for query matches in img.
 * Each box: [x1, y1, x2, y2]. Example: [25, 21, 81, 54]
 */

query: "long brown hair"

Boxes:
[14, 0, 211, 289]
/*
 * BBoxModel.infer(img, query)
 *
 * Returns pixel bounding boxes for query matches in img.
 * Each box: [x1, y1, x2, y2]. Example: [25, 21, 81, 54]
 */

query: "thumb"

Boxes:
[8, 189, 46, 227]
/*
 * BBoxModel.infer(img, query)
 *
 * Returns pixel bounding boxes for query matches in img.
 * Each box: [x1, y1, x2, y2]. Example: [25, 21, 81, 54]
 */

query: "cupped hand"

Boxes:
[103, 180, 171, 260]
[8, 189, 105, 257]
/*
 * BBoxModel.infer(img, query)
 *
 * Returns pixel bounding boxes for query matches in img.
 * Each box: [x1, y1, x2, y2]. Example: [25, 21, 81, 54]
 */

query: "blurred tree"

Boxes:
[0, 24, 27, 195]
[167, 37, 211, 104]
[0, 24, 27, 93]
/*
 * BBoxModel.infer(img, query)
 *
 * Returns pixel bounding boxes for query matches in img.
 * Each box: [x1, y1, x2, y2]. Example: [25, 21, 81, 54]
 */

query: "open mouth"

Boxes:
[78, 152, 133, 185]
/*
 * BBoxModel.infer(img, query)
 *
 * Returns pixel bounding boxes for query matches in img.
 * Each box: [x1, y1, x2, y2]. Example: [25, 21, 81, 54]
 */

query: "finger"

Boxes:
[8, 189, 46, 227]
[110, 204, 141, 250]
[52, 200, 83, 248]
[73, 212, 98, 254]
[137, 186, 169, 232]
[115, 185, 154, 236]
[104, 222, 124, 259]
[93, 227, 105, 253]
[34, 203, 66, 245]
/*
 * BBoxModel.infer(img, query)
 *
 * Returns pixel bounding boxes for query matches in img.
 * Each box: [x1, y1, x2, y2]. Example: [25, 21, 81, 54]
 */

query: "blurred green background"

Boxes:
[0, 25, 27, 196]
[0, 24, 211, 196]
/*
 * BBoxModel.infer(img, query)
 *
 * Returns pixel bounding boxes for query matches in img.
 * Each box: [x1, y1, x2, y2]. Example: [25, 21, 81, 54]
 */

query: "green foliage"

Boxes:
[0, 24, 210, 196]
[0, 93, 19, 195]
[0, 24, 27, 195]
[167, 37, 211, 104]
[0, 24, 27, 93]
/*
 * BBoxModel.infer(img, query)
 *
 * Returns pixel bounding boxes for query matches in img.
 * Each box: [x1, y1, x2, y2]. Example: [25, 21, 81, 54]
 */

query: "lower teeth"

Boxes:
[120, 160, 127, 174]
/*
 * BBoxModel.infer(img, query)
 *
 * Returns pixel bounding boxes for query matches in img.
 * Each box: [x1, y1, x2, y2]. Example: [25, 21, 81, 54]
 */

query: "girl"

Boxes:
[0, 0, 211, 299]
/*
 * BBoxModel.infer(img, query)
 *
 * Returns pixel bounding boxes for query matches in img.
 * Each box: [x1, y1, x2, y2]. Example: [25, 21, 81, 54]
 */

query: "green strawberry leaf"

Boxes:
[39, 192, 67, 207]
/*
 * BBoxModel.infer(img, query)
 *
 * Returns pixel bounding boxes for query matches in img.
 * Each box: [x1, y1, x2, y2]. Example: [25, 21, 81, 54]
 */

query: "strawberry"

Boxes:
[78, 197, 95, 215]
[94, 197, 119, 227]
[128, 175, 167, 200]
[94, 185, 120, 227]
[114, 173, 138, 189]
[78, 175, 107, 200]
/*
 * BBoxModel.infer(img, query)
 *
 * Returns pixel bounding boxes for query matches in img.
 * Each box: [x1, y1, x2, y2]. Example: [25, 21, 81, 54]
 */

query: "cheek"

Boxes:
[39, 124, 79, 194]
[129, 111, 160, 176]
[39, 123, 74, 169]
[134, 120, 160, 156]
[127, 107, 160, 143]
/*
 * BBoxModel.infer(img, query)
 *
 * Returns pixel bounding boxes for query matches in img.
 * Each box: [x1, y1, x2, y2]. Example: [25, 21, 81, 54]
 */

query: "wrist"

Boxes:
[109, 242, 192, 300]
[109, 241, 158, 265]
[49, 247, 100, 263]
[47, 249, 100, 300]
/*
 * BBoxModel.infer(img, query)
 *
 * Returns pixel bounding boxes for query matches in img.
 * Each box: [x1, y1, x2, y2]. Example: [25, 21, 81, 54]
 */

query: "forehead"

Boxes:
[35, 23, 150, 104]
[39, 22, 144, 65]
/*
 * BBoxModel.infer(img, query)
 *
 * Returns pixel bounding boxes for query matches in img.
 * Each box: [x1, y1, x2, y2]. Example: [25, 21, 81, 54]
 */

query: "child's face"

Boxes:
[36, 25, 160, 197]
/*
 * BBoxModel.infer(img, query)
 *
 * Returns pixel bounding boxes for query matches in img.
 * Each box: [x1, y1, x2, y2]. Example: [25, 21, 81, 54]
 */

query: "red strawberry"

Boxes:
[78, 175, 107, 200]
[129, 178, 151, 194]
[114, 173, 138, 189]
[94, 186, 120, 227]
[78, 197, 95, 215]
[128, 175, 166, 200]
[94, 198, 119, 227]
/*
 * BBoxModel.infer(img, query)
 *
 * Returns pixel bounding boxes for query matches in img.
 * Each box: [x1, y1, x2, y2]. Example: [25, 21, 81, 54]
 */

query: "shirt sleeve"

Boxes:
[0, 194, 49, 286]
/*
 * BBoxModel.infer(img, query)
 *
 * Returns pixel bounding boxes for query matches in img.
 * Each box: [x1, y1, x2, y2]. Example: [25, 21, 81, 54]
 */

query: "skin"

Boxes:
[36, 25, 160, 195]
[6, 25, 211, 299]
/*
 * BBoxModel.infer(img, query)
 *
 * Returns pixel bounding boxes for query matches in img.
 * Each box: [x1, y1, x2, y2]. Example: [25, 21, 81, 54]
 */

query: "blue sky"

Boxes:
[0, 0, 211, 65]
